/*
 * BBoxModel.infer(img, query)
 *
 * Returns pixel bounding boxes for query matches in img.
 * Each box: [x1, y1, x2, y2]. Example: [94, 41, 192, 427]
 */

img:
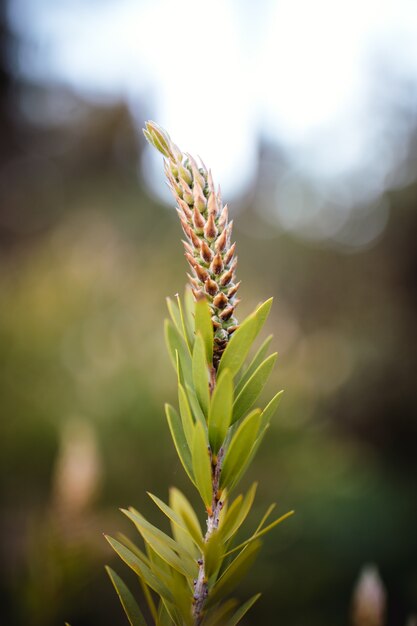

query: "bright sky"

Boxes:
[8, 0, 417, 248]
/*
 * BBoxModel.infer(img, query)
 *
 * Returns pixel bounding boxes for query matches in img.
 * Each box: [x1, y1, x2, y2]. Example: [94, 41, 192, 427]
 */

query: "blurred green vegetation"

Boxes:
[1, 50, 417, 626]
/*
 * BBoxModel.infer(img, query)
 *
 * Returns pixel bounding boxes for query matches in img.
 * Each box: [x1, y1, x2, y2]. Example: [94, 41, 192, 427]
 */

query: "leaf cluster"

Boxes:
[105, 292, 292, 626]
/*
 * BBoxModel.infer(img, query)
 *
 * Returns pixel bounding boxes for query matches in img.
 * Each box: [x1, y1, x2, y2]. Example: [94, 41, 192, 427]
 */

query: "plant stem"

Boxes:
[193, 447, 224, 625]
[193, 371, 224, 625]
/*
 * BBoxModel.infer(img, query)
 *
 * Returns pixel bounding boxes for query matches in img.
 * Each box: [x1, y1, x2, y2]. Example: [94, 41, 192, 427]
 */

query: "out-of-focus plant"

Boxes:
[104, 122, 293, 626]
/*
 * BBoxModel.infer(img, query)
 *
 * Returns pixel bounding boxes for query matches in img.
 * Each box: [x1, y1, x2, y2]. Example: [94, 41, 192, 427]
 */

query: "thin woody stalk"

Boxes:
[103, 122, 292, 626]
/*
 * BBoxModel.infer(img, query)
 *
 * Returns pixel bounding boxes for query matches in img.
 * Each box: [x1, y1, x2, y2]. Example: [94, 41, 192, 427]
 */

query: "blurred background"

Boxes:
[1, 0, 417, 624]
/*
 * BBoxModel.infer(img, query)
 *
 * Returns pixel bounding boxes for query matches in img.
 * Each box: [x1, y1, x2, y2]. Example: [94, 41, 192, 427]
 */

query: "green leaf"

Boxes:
[261, 390, 284, 428]
[220, 483, 258, 542]
[184, 287, 196, 336]
[157, 600, 173, 626]
[194, 297, 214, 363]
[202, 599, 238, 626]
[165, 319, 192, 384]
[235, 335, 272, 396]
[169, 488, 204, 550]
[185, 382, 206, 426]
[123, 508, 197, 579]
[204, 530, 224, 579]
[192, 333, 210, 416]
[207, 540, 262, 606]
[220, 410, 262, 491]
[165, 404, 195, 485]
[208, 369, 233, 453]
[226, 593, 261, 626]
[147, 492, 201, 554]
[106, 566, 148, 626]
[232, 353, 277, 424]
[218, 299, 273, 379]
[166, 297, 182, 336]
[191, 421, 213, 508]
[105, 536, 173, 602]
[225, 510, 295, 557]
[177, 294, 194, 350]
[178, 384, 195, 449]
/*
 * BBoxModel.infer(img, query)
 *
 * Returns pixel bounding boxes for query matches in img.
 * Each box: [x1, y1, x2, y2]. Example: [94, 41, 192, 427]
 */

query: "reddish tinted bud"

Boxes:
[194, 264, 209, 282]
[189, 228, 201, 248]
[204, 213, 218, 241]
[219, 306, 234, 320]
[215, 228, 227, 252]
[223, 242, 236, 266]
[205, 278, 219, 296]
[218, 203, 228, 229]
[220, 268, 233, 286]
[200, 240, 213, 263]
[213, 292, 228, 309]
[210, 253, 223, 275]
[178, 198, 192, 219]
[227, 280, 241, 298]
[193, 206, 206, 233]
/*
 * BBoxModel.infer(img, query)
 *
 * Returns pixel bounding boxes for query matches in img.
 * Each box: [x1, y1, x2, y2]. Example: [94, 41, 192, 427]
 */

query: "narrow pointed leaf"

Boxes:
[165, 404, 194, 485]
[105, 536, 173, 602]
[176, 293, 194, 353]
[170, 487, 203, 550]
[218, 299, 273, 379]
[232, 353, 277, 424]
[220, 410, 262, 490]
[178, 384, 195, 449]
[192, 333, 210, 416]
[123, 508, 197, 579]
[226, 593, 261, 626]
[147, 492, 201, 553]
[225, 510, 295, 556]
[106, 566, 148, 626]
[208, 369, 233, 453]
[220, 483, 258, 542]
[235, 335, 272, 396]
[202, 599, 238, 626]
[165, 319, 192, 384]
[261, 389, 284, 428]
[166, 297, 182, 337]
[191, 421, 213, 508]
[207, 540, 262, 606]
[204, 530, 225, 579]
[194, 297, 214, 363]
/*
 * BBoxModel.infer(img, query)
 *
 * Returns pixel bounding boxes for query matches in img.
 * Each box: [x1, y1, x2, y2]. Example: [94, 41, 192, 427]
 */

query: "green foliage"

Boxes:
[106, 293, 292, 625]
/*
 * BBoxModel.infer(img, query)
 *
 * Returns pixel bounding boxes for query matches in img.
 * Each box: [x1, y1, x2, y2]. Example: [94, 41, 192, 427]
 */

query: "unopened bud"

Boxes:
[223, 242, 236, 266]
[220, 306, 234, 320]
[180, 179, 194, 205]
[193, 206, 206, 233]
[193, 181, 207, 212]
[218, 204, 228, 229]
[352, 565, 386, 626]
[210, 253, 223, 275]
[220, 268, 233, 286]
[227, 280, 241, 298]
[215, 228, 227, 253]
[194, 264, 209, 283]
[200, 241, 213, 263]
[188, 228, 201, 248]
[213, 292, 228, 309]
[178, 162, 192, 186]
[204, 213, 218, 241]
[178, 198, 192, 220]
[207, 191, 219, 216]
[205, 278, 218, 296]
[182, 240, 194, 256]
